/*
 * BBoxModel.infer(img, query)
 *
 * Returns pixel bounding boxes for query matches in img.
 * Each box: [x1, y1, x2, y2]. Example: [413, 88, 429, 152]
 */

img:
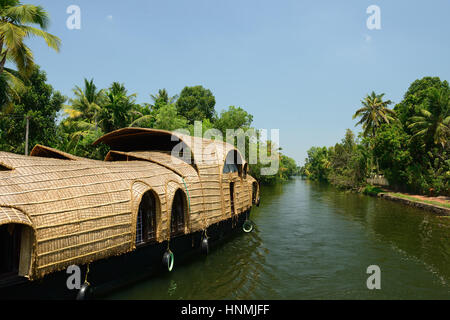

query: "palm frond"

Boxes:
[21, 26, 60, 51]
[130, 115, 153, 127]
[4, 4, 50, 29]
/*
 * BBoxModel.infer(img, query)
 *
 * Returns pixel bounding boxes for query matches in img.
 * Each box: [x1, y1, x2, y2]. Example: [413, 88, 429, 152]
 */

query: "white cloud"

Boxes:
[106, 15, 113, 21]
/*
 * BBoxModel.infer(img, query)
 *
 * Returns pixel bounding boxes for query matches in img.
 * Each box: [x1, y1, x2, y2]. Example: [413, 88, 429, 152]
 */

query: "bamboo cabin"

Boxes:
[0, 128, 260, 299]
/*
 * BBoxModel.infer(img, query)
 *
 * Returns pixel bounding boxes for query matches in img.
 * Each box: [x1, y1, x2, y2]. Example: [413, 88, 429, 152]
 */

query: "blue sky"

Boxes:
[27, 0, 450, 164]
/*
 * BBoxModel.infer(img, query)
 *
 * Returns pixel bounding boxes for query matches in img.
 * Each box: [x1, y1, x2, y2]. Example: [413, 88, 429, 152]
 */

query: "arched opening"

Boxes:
[171, 189, 187, 236]
[136, 190, 159, 246]
[222, 150, 243, 176]
[0, 223, 34, 280]
[252, 182, 259, 205]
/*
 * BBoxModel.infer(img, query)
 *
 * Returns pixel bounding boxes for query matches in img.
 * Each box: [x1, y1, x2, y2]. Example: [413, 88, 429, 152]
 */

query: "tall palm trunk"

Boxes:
[0, 39, 6, 75]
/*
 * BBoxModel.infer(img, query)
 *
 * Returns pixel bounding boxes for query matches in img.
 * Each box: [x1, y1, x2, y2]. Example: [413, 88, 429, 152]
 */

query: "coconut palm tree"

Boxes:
[0, 67, 24, 111]
[353, 91, 396, 175]
[129, 89, 177, 128]
[0, 0, 60, 110]
[408, 87, 450, 149]
[101, 82, 138, 132]
[60, 79, 104, 156]
[150, 89, 178, 107]
[0, 0, 60, 75]
[64, 78, 105, 130]
[353, 91, 396, 137]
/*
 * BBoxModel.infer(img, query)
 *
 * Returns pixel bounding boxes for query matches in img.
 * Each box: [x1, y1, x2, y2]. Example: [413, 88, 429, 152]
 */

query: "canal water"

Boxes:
[107, 178, 450, 299]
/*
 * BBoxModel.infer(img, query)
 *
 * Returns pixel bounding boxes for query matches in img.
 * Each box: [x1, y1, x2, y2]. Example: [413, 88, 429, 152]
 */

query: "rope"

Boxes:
[84, 263, 90, 286]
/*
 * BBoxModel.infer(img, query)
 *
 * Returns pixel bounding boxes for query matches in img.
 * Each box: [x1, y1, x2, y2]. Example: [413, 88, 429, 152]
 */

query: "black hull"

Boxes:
[0, 210, 251, 300]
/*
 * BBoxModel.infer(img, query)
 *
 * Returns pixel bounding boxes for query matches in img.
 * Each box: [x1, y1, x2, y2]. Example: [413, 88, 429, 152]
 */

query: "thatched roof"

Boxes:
[94, 127, 246, 168]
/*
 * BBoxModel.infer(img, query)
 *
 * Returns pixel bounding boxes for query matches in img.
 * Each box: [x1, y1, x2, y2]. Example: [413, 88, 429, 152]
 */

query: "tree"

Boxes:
[214, 106, 253, 135]
[176, 85, 216, 124]
[150, 89, 177, 110]
[129, 103, 153, 128]
[408, 87, 449, 149]
[101, 82, 138, 132]
[130, 89, 178, 128]
[327, 129, 370, 188]
[56, 120, 107, 160]
[0, 67, 23, 111]
[353, 91, 396, 137]
[353, 91, 396, 174]
[0, 0, 60, 110]
[153, 103, 188, 131]
[279, 155, 299, 180]
[395, 77, 449, 126]
[64, 78, 105, 129]
[372, 123, 412, 187]
[0, 65, 65, 154]
[58, 79, 106, 158]
[0, 0, 60, 75]
[302, 146, 331, 182]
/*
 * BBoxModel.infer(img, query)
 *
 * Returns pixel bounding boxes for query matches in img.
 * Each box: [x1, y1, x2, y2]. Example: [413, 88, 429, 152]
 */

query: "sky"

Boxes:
[26, 0, 450, 165]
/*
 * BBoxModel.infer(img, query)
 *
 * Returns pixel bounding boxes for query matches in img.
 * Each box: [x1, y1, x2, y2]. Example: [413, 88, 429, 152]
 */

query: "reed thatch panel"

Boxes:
[0, 206, 33, 227]
[30, 144, 89, 161]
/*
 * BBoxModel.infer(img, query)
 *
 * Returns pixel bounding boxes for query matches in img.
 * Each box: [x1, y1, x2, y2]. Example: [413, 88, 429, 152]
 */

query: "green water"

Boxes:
[107, 178, 450, 299]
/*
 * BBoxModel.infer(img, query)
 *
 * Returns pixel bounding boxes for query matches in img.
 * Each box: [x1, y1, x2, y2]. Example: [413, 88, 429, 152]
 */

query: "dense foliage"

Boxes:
[301, 77, 450, 196]
[0, 66, 65, 154]
[0, 0, 60, 111]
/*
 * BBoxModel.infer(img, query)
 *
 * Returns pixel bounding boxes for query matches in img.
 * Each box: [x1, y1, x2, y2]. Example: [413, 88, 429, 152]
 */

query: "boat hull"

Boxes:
[0, 210, 251, 300]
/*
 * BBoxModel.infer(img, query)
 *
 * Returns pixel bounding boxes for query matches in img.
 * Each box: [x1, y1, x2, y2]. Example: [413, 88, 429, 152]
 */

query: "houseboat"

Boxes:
[0, 128, 260, 299]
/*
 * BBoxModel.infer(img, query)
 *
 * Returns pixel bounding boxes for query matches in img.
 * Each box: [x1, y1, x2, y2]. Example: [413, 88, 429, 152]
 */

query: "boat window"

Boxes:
[136, 191, 158, 245]
[223, 163, 239, 174]
[222, 150, 243, 175]
[171, 189, 186, 236]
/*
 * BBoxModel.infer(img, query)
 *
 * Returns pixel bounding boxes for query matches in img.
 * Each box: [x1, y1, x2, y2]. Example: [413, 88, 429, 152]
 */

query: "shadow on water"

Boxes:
[106, 214, 269, 300]
[106, 178, 450, 300]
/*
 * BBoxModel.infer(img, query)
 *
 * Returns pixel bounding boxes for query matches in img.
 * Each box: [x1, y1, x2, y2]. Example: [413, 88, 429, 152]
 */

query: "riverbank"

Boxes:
[377, 192, 450, 215]
[332, 182, 450, 215]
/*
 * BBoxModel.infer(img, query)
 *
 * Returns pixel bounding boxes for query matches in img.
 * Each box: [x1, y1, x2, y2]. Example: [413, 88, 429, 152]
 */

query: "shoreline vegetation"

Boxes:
[301, 76, 449, 212]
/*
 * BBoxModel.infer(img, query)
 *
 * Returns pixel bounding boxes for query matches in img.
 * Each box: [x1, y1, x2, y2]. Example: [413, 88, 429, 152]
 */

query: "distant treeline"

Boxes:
[300, 77, 449, 196]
